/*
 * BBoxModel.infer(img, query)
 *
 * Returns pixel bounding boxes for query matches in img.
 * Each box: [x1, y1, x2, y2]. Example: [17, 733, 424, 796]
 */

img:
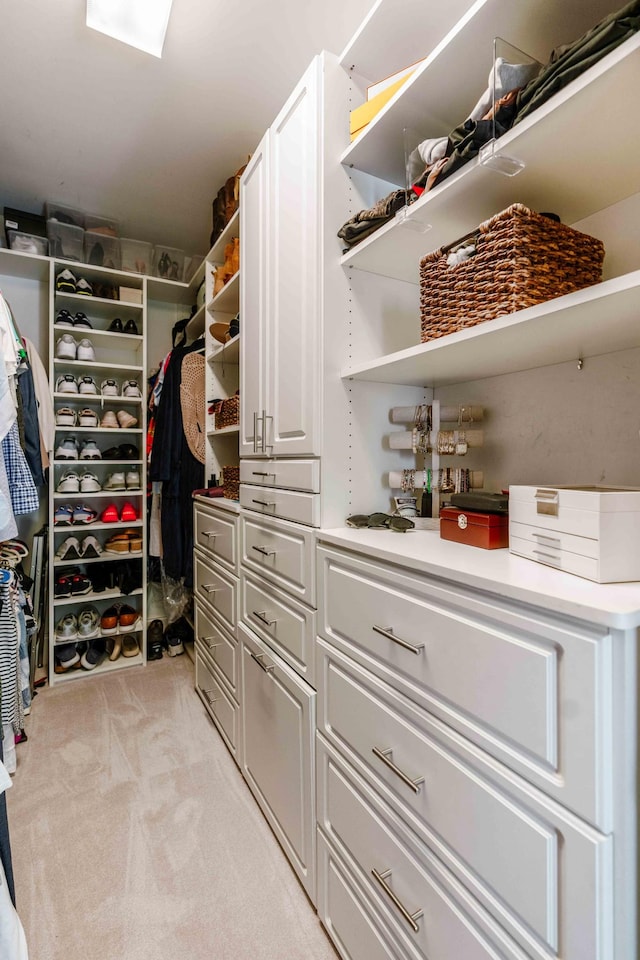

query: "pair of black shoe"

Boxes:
[91, 560, 141, 595]
[102, 443, 139, 461]
[108, 317, 138, 336]
[146, 616, 193, 661]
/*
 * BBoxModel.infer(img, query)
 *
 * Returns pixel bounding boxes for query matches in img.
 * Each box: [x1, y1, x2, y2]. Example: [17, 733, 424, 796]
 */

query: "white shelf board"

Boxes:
[53, 393, 142, 404]
[186, 303, 206, 340]
[56, 291, 143, 310]
[342, 33, 640, 284]
[0, 247, 50, 281]
[53, 258, 146, 289]
[53, 460, 143, 467]
[207, 424, 240, 437]
[54, 427, 142, 434]
[146, 275, 189, 303]
[207, 271, 239, 315]
[53, 652, 144, 683]
[54, 490, 142, 499]
[209, 334, 240, 364]
[54, 587, 143, 607]
[341, 0, 624, 184]
[53, 359, 144, 372]
[342, 270, 640, 387]
[53, 324, 142, 347]
[208, 209, 240, 264]
[55, 552, 143, 566]
[53, 520, 143, 533]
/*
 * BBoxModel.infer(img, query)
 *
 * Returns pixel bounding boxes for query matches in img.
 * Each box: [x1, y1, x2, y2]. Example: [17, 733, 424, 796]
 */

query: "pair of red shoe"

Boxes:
[100, 502, 138, 523]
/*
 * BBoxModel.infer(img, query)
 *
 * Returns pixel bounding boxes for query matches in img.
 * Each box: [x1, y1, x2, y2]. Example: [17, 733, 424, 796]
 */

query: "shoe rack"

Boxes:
[49, 260, 148, 684]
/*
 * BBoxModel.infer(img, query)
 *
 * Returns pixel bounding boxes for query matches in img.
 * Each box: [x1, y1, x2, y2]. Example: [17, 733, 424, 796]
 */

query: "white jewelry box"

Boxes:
[509, 484, 640, 583]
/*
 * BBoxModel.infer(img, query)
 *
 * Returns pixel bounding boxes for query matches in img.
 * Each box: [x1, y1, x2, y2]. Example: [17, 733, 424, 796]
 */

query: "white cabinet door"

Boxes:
[267, 56, 321, 457]
[239, 622, 316, 903]
[239, 131, 269, 457]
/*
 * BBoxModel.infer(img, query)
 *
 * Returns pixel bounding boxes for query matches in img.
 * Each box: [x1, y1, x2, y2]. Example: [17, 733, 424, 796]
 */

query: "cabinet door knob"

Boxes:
[250, 651, 275, 673]
[252, 545, 276, 558]
[252, 610, 277, 628]
[372, 747, 424, 794]
[371, 868, 423, 932]
[372, 624, 424, 655]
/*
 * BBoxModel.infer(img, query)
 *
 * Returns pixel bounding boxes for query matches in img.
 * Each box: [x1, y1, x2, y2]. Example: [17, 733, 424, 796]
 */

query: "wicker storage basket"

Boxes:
[221, 465, 240, 501]
[419, 204, 605, 343]
[215, 393, 240, 429]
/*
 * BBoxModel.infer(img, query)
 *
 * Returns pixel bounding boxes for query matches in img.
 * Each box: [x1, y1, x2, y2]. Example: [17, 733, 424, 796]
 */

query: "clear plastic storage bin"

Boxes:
[47, 220, 84, 261]
[84, 231, 121, 269]
[7, 231, 49, 255]
[120, 238, 153, 275]
[45, 202, 85, 228]
[153, 245, 185, 282]
[85, 213, 119, 237]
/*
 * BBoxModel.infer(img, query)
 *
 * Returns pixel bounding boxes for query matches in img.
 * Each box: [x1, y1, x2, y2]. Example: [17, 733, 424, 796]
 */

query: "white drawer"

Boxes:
[194, 550, 238, 637]
[317, 743, 530, 960]
[317, 545, 612, 830]
[241, 458, 320, 492]
[241, 512, 315, 605]
[241, 570, 316, 686]
[510, 532, 601, 581]
[317, 663, 613, 960]
[317, 832, 409, 960]
[240, 483, 320, 526]
[193, 501, 238, 574]
[195, 651, 240, 763]
[239, 623, 316, 904]
[194, 597, 238, 697]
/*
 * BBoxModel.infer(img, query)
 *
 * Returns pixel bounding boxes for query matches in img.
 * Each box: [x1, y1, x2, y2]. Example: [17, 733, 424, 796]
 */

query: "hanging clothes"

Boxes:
[23, 338, 54, 472]
[1, 425, 39, 517]
[15, 366, 44, 488]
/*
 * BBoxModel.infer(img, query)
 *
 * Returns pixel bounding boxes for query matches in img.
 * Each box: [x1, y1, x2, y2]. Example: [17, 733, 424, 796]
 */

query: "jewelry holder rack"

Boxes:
[387, 401, 485, 518]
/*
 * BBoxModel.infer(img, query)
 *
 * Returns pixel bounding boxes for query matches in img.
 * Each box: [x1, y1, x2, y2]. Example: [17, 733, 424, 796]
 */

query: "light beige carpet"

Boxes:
[7, 656, 337, 960]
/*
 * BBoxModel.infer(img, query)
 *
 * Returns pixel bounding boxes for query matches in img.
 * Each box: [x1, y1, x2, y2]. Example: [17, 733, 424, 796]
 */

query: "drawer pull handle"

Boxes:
[533, 549, 561, 564]
[252, 545, 276, 558]
[202, 585, 219, 594]
[203, 690, 219, 706]
[252, 470, 276, 477]
[252, 498, 276, 508]
[250, 651, 275, 673]
[531, 532, 560, 544]
[253, 610, 277, 628]
[372, 747, 424, 794]
[203, 531, 217, 540]
[373, 624, 424, 655]
[199, 636, 221, 650]
[371, 868, 423, 932]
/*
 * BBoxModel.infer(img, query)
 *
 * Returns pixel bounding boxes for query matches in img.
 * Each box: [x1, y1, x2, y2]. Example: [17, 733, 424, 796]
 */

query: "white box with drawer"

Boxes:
[240, 511, 316, 605]
[194, 499, 239, 575]
[240, 482, 320, 527]
[509, 484, 640, 582]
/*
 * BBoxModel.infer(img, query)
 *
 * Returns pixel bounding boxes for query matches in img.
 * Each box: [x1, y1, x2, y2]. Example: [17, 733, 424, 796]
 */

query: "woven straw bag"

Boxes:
[180, 352, 206, 464]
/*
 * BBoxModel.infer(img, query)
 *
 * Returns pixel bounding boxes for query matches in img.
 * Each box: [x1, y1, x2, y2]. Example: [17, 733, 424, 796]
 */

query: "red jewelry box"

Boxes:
[440, 506, 509, 549]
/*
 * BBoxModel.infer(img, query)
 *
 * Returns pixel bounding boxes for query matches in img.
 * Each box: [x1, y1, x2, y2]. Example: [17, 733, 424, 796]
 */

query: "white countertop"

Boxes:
[317, 527, 640, 630]
[193, 494, 240, 514]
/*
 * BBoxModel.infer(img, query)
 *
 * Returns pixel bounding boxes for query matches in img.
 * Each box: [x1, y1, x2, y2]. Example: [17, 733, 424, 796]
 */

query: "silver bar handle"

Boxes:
[371, 868, 423, 932]
[252, 470, 276, 477]
[533, 549, 561, 564]
[252, 498, 276, 508]
[253, 610, 277, 628]
[250, 652, 275, 673]
[199, 636, 221, 650]
[373, 624, 424, 655]
[252, 545, 276, 557]
[253, 411, 258, 454]
[534, 488, 559, 502]
[531, 532, 560, 544]
[372, 747, 424, 794]
[203, 690, 219, 706]
[261, 409, 268, 453]
[203, 531, 217, 540]
[202, 585, 219, 594]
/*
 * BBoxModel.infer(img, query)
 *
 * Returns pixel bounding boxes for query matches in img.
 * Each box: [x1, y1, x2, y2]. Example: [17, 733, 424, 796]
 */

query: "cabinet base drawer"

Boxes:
[241, 458, 320, 493]
[194, 501, 239, 574]
[194, 597, 238, 697]
[240, 483, 320, 527]
[241, 512, 315, 605]
[195, 651, 240, 764]
[194, 550, 238, 636]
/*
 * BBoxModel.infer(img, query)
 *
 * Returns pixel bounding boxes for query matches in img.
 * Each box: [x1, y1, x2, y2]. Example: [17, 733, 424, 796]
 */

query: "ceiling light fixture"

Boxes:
[86, 0, 173, 58]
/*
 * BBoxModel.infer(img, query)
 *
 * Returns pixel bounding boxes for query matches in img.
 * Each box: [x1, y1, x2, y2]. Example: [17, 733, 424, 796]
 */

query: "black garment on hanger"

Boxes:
[17, 362, 45, 486]
[149, 335, 205, 588]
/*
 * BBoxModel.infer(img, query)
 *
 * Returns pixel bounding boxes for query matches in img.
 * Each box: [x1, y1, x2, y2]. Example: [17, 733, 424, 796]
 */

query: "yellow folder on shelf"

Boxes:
[349, 72, 414, 140]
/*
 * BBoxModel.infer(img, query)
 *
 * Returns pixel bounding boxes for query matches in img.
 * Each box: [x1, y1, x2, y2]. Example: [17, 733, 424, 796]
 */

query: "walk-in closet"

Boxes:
[1, 2, 639, 959]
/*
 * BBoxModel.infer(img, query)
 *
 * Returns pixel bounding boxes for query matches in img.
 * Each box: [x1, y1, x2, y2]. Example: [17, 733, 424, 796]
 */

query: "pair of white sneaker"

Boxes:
[56, 333, 96, 362]
[56, 471, 102, 493]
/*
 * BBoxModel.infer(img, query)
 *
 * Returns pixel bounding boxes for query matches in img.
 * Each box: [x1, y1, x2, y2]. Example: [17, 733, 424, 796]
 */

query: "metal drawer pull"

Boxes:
[199, 636, 221, 650]
[531, 532, 560, 544]
[252, 545, 276, 557]
[202, 585, 219, 594]
[253, 610, 277, 627]
[203, 531, 217, 539]
[373, 624, 424, 655]
[371, 868, 423, 932]
[252, 470, 276, 477]
[372, 747, 424, 794]
[250, 652, 275, 673]
[252, 498, 276, 508]
[203, 690, 219, 706]
[253, 411, 258, 454]
[533, 549, 561, 564]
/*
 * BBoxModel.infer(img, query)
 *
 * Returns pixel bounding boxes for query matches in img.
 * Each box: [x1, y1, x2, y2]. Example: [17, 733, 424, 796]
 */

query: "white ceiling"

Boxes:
[0, 0, 373, 256]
